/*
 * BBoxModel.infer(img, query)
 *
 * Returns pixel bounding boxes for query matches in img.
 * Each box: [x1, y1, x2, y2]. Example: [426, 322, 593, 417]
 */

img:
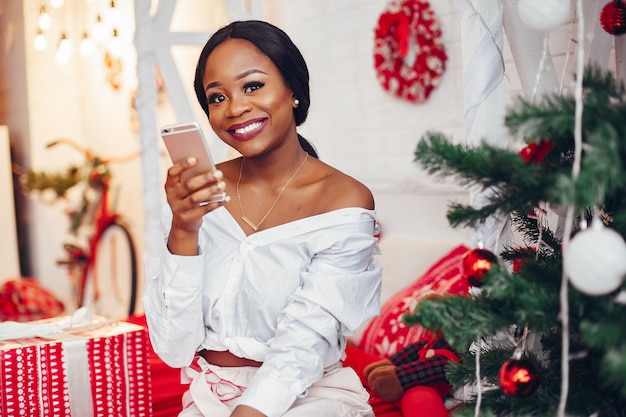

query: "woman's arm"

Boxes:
[141, 205, 208, 367]
[143, 159, 229, 366]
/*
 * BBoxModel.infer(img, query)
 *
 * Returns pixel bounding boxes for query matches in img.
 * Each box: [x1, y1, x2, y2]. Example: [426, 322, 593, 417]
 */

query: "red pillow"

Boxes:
[358, 244, 470, 357]
[0, 277, 65, 322]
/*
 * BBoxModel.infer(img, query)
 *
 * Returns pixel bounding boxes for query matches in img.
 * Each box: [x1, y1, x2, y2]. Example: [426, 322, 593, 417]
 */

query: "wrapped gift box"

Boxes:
[0, 319, 152, 417]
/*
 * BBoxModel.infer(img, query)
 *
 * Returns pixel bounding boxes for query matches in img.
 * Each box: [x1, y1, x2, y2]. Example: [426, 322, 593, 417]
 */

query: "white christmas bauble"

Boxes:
[518, 0, 572, 32]
[563, 220, 626, 296]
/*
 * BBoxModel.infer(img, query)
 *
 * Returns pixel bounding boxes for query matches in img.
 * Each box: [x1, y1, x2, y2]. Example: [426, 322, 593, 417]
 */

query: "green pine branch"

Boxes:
[414, 134, 556, 229]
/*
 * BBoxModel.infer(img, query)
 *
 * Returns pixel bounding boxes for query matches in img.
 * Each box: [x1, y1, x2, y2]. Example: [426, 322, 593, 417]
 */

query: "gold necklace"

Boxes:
[237, 153, 309, 231]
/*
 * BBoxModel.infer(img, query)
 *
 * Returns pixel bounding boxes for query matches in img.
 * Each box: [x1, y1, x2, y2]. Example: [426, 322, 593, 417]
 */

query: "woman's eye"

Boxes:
[208, 93, 226, 104]
[244, 81, 264, 94]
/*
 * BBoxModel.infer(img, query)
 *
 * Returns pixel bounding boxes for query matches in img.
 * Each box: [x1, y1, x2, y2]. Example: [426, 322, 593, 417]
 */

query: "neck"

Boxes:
[236, 152, 309, 232]
[240, 150, 309, 185]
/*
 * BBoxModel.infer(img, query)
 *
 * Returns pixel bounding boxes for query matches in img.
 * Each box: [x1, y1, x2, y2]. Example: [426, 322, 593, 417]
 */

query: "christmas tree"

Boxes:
[406, 65, 626, 416]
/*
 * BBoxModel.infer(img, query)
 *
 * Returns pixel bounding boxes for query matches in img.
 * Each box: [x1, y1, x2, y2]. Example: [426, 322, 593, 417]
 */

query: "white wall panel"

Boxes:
[0, 126, 20, 280]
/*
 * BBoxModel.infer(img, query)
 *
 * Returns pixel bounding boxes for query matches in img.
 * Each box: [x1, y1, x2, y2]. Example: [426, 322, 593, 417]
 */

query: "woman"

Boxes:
[143, 20, 382, 417]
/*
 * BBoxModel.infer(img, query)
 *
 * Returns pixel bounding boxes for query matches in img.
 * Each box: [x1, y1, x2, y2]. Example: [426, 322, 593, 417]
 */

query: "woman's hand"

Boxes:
[230, 405, 266, 417]
[165, 157, 229, 255]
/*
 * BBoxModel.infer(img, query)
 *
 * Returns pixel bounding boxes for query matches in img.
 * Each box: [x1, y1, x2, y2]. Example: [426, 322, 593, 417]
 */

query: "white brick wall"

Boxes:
[267, 0, 466, 190]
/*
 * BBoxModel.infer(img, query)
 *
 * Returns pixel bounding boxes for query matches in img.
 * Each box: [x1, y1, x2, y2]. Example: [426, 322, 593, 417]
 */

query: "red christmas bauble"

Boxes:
[600, 1, 626, 35]
[461, 248, 498, 287]
[499, 357, 541, 397]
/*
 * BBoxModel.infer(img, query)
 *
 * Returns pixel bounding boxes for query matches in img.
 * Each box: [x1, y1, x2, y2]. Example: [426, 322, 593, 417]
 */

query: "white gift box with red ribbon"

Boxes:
[0, 319, 152, 416]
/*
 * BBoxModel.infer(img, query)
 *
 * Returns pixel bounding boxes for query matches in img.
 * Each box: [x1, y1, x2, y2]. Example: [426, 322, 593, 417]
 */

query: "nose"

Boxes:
[225, 94, 251, 118]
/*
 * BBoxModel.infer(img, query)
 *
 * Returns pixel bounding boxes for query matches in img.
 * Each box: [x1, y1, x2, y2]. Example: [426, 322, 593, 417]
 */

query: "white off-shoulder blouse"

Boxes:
[142, 205, 382, 417]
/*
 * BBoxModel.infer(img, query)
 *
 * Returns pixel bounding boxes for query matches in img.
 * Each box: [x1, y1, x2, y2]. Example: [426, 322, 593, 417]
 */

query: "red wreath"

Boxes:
[373, 0, 447, 103]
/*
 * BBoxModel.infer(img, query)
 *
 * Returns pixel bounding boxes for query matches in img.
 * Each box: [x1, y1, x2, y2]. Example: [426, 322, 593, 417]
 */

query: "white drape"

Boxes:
[458, 0, 509, 252]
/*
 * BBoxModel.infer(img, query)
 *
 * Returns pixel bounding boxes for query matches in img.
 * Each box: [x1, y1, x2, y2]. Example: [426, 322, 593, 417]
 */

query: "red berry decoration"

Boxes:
[513, 247, 537, 273]
[499, 357, 541, 397]
[600, 1, 626, 35]
[461, 248, 498, 287]
[518, 139, 553, 164]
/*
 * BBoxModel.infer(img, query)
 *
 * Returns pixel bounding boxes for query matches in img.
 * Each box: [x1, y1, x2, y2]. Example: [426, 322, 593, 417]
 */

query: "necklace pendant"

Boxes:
[241, 215, 258, 231]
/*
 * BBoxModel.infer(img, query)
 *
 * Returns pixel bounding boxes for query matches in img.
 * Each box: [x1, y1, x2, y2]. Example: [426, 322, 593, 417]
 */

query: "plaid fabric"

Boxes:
[0, 278, 65, 322]
[390, 339, 458, 390]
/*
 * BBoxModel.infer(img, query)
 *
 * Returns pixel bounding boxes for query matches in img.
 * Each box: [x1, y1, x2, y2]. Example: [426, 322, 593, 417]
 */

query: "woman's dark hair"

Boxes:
[194, 20, 317, 157]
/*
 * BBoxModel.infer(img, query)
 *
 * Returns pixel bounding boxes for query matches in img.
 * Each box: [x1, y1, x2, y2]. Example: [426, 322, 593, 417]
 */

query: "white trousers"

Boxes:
[178, 357, 374, 417]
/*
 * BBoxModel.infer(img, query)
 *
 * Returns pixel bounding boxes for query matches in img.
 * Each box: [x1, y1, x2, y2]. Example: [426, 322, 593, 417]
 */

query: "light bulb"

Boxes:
[108, 28, 123, 57]
[38, 6, 52, 30]
[106, 0, 121, 27]
[50, 0, 64, 8]
[34, 29, 47, 51]
[79, 32, 95, 57]
[92, 14, 107, 44]
[55, 33, 73, 65]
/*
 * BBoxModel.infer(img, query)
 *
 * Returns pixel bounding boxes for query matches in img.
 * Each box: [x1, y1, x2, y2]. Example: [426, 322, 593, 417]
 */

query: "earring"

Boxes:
[293, 98, 300, 107]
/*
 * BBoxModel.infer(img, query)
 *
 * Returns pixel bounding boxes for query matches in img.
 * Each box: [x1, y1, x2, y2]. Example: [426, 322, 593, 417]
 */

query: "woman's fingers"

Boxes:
[165, 156, 198, 184]
[166, 159, 226, 204]
[188, 180, 228, 206]
[184, 168, 223, 191]
[164, 160, 228, 232]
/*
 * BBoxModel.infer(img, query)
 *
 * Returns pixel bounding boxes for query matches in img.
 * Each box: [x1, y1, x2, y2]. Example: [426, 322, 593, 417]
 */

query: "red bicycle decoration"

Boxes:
[373, 0, 447, 103]
[17, 138, 139, 320]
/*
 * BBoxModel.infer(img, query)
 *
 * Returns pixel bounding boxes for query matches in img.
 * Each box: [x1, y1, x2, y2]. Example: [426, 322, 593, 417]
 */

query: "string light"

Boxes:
[34, 0, 129, 67]
[55, 33, 73, 66]
[106, 0, 121, 28]
[34, 29, 48, 51]
[92, 14, 107, 44]
[80, 32, 96, 57]
[38, 6, 52, 30]
[108, 28, 123, 57]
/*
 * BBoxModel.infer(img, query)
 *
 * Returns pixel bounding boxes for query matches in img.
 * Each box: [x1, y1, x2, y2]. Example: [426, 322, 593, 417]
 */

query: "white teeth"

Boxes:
[234, 121, 262, 135]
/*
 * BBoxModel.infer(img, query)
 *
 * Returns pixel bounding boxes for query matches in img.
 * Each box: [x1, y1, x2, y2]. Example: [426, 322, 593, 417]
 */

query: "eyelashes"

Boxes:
[243, 81, 264, 93]
[207, 93, 225, 104]
[206, 81, 266, 105]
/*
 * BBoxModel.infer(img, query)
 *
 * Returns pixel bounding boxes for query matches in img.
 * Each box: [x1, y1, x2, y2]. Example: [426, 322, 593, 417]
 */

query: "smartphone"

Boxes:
[161, 121, 226, 204]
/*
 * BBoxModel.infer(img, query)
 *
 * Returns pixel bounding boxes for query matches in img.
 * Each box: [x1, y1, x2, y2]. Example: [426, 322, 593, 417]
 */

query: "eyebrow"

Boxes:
[204, 68, 268, 93]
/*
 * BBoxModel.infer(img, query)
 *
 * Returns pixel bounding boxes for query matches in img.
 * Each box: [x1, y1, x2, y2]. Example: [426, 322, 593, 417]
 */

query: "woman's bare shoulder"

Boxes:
[310, 160, 374, 211]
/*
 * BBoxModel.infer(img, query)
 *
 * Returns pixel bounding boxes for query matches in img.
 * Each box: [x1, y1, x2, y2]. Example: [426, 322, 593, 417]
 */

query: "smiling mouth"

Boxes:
[232, 120, 263, 135]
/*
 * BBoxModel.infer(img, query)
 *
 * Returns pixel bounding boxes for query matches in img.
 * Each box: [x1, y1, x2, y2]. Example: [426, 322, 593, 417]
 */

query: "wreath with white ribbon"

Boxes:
[373, 0, 447, 103]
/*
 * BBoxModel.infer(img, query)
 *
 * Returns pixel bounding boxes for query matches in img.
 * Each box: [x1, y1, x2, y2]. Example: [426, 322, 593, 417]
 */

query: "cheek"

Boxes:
[258, 94, 283, 109]
[207, 112, 225, 137]
[207, 106, 223, 126]
[267, 94, 296, 120]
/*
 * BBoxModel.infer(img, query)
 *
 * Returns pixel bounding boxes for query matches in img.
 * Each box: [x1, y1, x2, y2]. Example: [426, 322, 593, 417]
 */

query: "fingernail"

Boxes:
[187, 157, 197, 165]
[224, 195, 231, 203]
[216, 181, 226, 190]
[213, 170, 223, 180]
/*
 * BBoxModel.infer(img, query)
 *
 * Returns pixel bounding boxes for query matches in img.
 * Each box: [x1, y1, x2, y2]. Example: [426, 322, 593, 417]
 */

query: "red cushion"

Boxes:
[358, 244, 470, 357]
[0, 277, 65, 322]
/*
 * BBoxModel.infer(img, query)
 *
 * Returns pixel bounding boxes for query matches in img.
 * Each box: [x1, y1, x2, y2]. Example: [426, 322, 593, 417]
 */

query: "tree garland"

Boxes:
[373, 0, 447, 103]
